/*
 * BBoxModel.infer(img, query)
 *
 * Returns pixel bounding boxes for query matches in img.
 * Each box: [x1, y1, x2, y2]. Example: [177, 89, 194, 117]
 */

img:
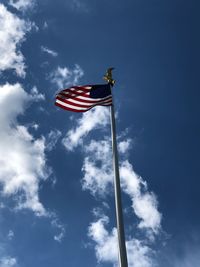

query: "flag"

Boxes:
[55, 84, 112, 112]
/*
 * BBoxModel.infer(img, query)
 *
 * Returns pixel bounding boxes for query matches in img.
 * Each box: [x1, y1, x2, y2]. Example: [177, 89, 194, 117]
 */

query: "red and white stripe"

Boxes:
[55, 85, 112, 112]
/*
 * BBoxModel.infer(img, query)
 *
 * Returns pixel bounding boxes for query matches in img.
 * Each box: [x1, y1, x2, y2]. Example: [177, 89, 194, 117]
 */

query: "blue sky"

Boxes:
[0, 0, 199, 266]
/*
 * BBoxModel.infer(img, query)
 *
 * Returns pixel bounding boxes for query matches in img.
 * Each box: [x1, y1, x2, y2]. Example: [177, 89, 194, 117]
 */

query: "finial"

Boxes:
[103, 67, 115, 86]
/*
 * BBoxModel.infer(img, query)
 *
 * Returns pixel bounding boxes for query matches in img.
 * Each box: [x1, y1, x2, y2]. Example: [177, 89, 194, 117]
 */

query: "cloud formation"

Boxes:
[120, 160, 161, 234]
[0, 83, 48, 216]
[9, 0, 35, 11]
[82, 138, 161, 234]
[0, 4, 31, 77]
[0, 1, 66, 260]
[65, 107, 161, 233]
[63, 107, 110, 151]
[0, 257, 17, 267]
[51, 217, 66, 243]
[82, 139, 113, 196]
[41, 46, 58, 57]
[46, 129, 62, 152]
[7, 230, 14, 241]
[63, 105, 162, 265]
[118, 138, 132, 154]
[88, 215, 154, 267]
[50, 64, 84, 89]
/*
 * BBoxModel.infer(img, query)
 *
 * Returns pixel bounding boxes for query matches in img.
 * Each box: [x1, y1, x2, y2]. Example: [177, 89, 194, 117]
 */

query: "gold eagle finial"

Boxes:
[103, 67, 115, 85]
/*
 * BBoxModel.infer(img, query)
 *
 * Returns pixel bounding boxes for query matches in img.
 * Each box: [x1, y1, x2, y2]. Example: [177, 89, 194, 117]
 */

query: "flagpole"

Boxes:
[103, 68, 128, 267]
[110, 96, 128, 267]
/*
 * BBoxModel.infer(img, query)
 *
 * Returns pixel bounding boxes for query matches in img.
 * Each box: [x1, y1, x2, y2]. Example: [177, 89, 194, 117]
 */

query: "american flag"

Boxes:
[55, 84, 112, 112]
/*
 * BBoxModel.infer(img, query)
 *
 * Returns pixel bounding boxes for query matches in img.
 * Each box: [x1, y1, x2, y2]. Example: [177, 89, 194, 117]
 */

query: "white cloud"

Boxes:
[118, 138, 132, 154]
[63, 106, 110, 151]
[9, 0, 35, 11]
[50, 64, 84, 89]
[46, 129, 62, 151]
[0, 257, 17, 267]
[43, 21, 48, 29]
[88, 215, 154, 267]
[51, 218, 66, 243]
[0, 83, 48, 216]
[81, 137, 161, 234]
[120, 160, 161, 234]
[82, 140, 113, 196]
[7, 230, 14, 241]
[0, 4, 31, 77]
[88, 215, 118, 264]
[0, 203, 5, 209]
[126, 239, 154, 267]
[41, 46, 58, 57]
[33, 124, 39, 130]
[62, 105, 162, 263]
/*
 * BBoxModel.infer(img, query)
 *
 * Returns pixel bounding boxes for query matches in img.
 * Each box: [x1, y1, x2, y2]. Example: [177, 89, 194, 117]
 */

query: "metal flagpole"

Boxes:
[104, 68, 128, 267]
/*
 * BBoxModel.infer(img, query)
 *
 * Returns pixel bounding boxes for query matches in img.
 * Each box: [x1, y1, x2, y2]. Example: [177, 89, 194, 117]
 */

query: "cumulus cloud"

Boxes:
[0, 0, 66, 252]
[0, 83, 48, 216]
[88, 215, 154, 267]
[120, 160, 161, 234]
[0, 243, 17, 267]
[118, 138, 132, 154]
[82, 139, 113, 196]
[63, 103, 162, 264]
[50, 64, 84, 89]
[0, 4, 31, 77]
[62, 106, 110, 151]
[41, 46, 58, 57]
[81, 137, 161, 234]
[88, 215, 118, 264]
[9, 0, 35, 11]
[0, 257, 17, 267]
